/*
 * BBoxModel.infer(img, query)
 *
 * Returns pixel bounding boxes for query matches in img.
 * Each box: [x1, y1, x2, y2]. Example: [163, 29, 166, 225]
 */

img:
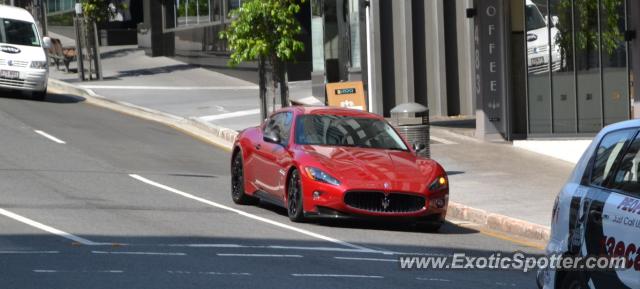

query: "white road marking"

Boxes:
[167, 271, 251, 276]
[81, 85, 258, 90]
[417, 277, 450, 282]
[33, 269, 123, 274]
[333, 256, 398, 262]
[217, 253, 302, 258]
[91, 250, 186, 256]
[165, 244, 370, 253]
[34, 130, 66, 144]
[430, 136, 458, 145]
[0, 250, 59, 254]
[129, 174, 385, 254]
[198, 109, 261, 121]
[292, 274, 384, 279]
[0, 208, 99, 246]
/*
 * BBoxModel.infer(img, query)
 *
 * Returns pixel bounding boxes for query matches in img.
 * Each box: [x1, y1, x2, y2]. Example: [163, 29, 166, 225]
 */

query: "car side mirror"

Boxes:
[413, 143, 426, 153]
[42, 36, 52, 49]
[263, 130, 281, 144]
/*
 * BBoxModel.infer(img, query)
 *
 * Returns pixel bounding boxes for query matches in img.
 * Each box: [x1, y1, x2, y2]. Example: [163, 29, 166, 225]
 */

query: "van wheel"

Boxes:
[32, 89, 46, 101]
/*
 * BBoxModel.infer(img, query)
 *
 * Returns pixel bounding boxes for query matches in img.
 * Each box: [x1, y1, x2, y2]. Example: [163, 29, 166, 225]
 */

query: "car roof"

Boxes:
[0, 5, 35, 22]
[285, 106, 384, 119]
[600, 119, 640, 135]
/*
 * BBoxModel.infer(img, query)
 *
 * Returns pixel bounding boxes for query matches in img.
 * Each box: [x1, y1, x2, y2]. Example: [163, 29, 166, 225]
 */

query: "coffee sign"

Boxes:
[326, 81, 367, 111]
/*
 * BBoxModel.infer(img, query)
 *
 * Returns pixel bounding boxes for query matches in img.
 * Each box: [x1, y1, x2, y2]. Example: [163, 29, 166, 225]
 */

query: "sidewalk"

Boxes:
[49, 45, 573, 240]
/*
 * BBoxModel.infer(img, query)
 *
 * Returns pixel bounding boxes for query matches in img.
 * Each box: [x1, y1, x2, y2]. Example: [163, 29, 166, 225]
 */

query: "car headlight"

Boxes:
[429, 175, 448, 191]
[30, 61, 48, 69]
[304, 167, 340, 186]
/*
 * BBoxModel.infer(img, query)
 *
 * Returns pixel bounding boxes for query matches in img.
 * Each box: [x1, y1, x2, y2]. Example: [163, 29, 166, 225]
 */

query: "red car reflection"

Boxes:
[231, 107, 448, 231]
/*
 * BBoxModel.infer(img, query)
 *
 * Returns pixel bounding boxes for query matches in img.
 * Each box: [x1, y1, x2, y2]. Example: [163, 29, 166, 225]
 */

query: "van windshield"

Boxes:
[0, 18, 40, 47]
[525, 4, 547, 31]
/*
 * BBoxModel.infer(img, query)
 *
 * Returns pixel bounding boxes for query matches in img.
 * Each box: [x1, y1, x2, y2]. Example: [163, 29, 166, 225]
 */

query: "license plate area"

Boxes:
[531, 57, 544, 66]
[0, 70, 20, 79]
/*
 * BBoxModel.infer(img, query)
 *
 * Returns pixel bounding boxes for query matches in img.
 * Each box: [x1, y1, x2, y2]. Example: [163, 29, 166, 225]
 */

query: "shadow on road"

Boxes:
[0, 90, 85, 104]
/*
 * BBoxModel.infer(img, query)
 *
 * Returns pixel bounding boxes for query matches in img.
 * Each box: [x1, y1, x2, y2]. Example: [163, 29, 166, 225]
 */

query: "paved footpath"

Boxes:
[50, 45, 577, 238]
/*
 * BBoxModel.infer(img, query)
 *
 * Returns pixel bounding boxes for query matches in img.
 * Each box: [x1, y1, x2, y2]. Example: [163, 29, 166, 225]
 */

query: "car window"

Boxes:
[606, 133, 640, 195]
[590, 129, 638, 187]
[264, 112, 292, 145]
[294, 115, 408, 151]
[0, 18, 40, 47]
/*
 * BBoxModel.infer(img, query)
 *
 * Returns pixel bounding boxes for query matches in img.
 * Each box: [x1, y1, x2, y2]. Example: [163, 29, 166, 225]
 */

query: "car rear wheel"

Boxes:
[559, 271, 587, 289]
[231, 153, 255, 205]
[287, 169, 305, 222]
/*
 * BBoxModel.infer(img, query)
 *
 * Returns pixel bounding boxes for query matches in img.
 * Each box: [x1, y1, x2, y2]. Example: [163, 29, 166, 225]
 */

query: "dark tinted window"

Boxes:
[607, 134, 640, 195]
[1, 18, 40, 47]
[294, 115, 408, 151]
[590, 129, 637, 187]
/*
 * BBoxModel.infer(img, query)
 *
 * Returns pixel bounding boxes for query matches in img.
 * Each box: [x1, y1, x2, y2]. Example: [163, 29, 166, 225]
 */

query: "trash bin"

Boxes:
[390, 103, 430, 158]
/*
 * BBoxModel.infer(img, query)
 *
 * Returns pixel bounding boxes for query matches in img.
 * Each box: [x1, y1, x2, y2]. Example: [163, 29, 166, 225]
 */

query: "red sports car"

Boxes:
[230, 106, 449, 230]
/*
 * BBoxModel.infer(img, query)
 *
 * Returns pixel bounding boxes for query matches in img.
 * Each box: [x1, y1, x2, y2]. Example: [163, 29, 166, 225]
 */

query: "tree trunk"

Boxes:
[279, 61, 289, 107]
[270, 58, 278, 113]
[258, 57, 268, 121]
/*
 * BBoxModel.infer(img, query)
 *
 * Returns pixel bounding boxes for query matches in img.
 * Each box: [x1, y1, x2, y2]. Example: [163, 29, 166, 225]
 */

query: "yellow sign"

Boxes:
[326, 81, 367, 111]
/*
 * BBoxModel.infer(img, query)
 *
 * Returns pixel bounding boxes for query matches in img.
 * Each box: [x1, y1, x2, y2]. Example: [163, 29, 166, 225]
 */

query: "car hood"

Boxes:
[299, 145, 442, 193]
[0, 44, 46, 62]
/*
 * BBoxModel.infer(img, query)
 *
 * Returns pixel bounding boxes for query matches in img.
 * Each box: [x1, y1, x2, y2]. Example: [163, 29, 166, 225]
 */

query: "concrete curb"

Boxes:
[48, 78, 551, 243]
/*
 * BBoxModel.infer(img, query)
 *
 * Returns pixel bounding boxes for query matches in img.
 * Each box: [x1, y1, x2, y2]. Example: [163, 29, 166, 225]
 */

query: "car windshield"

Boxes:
[295, 114, 408, 151]
[525, 4, 547, 31]
[0, 18, 40, 47]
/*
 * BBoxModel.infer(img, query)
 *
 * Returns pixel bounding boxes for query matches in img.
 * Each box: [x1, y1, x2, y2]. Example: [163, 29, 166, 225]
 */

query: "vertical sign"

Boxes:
[474, 0, 508, 139]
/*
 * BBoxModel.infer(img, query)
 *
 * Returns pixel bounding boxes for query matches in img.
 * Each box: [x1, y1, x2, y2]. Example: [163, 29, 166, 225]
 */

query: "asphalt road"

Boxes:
[0, 90, 542, 289]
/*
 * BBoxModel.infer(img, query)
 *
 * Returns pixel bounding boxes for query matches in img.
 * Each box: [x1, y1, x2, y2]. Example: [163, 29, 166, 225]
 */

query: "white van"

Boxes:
[0, 5, 51, 100]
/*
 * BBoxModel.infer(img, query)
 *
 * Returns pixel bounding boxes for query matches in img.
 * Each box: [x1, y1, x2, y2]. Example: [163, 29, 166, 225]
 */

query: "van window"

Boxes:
[0, 18, 40, 47]
[607, 134, 640, 195]
[590, 129, 637, 187]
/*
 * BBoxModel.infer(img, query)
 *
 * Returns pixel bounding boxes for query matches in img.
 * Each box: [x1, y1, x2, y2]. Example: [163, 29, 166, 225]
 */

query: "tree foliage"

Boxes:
[219, 0, 305, 67]
[81, 0, 126, 24]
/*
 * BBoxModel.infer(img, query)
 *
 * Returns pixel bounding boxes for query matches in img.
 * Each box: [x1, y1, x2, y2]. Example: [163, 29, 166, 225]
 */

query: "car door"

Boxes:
[598, 131, 640, 289]
[570, 128, 639, 289]
[254, 112, 293, 200]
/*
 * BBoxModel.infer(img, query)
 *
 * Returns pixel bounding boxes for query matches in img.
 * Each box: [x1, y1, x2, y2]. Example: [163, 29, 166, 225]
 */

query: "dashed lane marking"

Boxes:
[34, 130, 66, 144]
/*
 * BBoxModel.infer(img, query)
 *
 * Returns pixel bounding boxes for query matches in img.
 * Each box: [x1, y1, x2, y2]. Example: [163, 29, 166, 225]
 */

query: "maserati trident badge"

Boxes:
[382, 196, 390, 211]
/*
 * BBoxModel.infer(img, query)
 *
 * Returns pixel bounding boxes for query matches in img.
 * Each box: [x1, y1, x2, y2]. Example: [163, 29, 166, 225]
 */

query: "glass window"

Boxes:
[211, 0, 222, 22]
[600, 0, 629, 126]
[526, 0, 552, 134]
[171, 0, 211, 28]
[590, 129, 637, 187]
[607, 133, 640, 195]
[575, 0, 601, 133]
[551, 0, 576, 133]
[0, 18, 40, 47]
[311, 0, 325, 72]
[295, 115, 408, 151]
[348, 0, 360, 69]
[227, 0, 242, 15]
[265, 112, 293, 145]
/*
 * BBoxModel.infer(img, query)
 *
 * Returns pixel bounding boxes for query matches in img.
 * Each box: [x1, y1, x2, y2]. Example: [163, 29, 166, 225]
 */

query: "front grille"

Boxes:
[344, 191, 425, 213]
[0, 78, 36, 89]
[0, 59, 29, 68]
[527, 45, 548, 54]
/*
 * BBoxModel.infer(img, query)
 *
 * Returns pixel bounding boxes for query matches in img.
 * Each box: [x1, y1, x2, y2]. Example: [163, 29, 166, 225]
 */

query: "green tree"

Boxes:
[220, 0, 305, 120]
[80, 0, 125, 80]
[555, 0, 623, 70]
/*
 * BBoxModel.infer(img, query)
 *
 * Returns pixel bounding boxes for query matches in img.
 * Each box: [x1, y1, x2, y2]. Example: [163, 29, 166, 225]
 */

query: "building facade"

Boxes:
[311, 0, 639, 140]
[139, 0, 312, 83]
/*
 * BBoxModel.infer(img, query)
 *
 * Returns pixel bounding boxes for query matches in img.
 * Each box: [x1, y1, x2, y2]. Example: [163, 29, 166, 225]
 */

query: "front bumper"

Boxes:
[0, 67, 48, 92]
[301, 178, 448, 221]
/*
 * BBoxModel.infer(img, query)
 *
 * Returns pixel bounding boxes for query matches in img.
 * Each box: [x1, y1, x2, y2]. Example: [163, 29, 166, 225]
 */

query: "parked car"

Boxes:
[230, 106, 449, 231]
[538, 119, 640, 289]
[0, 5, 51, 100]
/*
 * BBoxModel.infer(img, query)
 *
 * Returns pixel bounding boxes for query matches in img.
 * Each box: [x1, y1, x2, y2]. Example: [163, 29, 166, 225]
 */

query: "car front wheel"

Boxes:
[287, 169, 305, 222]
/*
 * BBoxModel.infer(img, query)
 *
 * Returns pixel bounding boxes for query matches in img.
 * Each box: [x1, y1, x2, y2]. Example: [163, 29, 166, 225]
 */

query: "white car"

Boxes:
[526, 0, 562, 74]
[538, 119, 640, 289]
[0, 5, 50, 100]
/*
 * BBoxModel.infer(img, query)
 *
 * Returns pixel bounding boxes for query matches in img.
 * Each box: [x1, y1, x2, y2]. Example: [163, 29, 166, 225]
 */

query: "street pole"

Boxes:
[74, 2, 85, 81]
[365, 0, 374, 113]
